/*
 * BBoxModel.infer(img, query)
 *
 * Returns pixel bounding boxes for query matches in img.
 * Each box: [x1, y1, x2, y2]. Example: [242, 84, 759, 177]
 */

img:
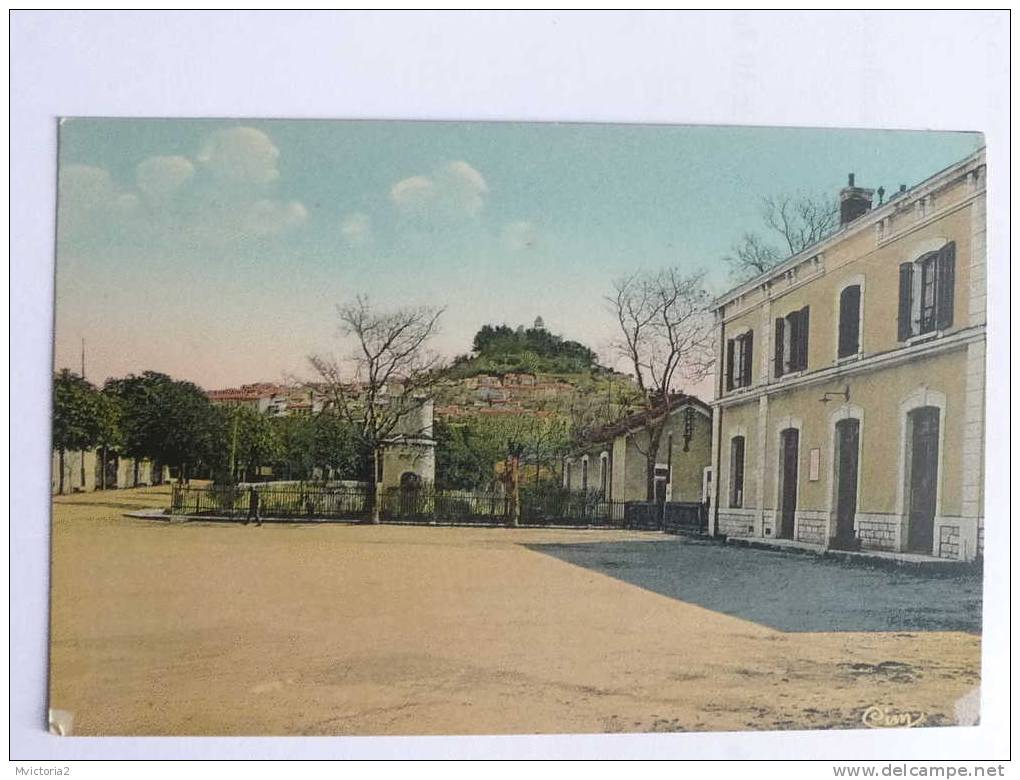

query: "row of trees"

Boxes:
[52, 369, 370, 491]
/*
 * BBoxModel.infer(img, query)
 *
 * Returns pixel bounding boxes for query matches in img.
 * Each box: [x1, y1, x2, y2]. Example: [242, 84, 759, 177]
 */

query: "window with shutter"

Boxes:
[725, 339, 735, 391]
[918, 254, 938, 334]
[774, 317, 785, 378]
[777, 307, 810, 374]
[740, 331, 754, 387]
[898, 262, 914, 341]
[936, 241, 955, 330]
[838, 286, 861, 357]
[900, 242, 956, 342]
[797, 306, 810, 370]
[726, 332, 753, 390]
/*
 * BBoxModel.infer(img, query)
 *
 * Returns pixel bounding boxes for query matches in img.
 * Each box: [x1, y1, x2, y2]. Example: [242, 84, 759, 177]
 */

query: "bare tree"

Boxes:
[722, 232, 781, 278]
[725, 193, 839, 281]
[607, 267, 715, 501]
[309, 295, 446, 522]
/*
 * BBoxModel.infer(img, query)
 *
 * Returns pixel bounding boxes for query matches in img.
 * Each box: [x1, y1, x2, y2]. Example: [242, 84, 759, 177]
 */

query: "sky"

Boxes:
[53, 119, 982, 393]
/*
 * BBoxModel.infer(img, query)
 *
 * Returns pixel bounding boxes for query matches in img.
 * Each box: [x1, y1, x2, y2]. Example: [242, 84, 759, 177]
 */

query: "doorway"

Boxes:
[906, 406, 940, 554]
[777, 428, 799, 539]
[832, 418, 860, 550]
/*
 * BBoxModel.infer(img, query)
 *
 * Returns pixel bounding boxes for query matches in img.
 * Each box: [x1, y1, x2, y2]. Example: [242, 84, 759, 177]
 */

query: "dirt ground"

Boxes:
[48, 486, 982, 736]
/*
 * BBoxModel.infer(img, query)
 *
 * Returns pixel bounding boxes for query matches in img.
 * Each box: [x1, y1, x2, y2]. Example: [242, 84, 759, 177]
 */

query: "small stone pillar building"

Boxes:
[379, 398, 436, 489]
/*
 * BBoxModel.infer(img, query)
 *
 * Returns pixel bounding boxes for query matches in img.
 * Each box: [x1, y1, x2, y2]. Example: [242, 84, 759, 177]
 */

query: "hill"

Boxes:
[448, 322, 605, 377]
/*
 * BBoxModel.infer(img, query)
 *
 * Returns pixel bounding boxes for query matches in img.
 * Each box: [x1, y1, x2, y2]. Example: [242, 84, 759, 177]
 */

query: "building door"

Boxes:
[832, 418, 860, 550]
[653, 475, 668, 505]
[906, 407, 940, 554]
[778, 428, 799, 539]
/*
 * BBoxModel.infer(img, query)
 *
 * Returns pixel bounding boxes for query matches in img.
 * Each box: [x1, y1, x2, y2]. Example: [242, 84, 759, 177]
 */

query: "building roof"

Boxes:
[711, 148, 985, 311]
[578, 393, 711, 446]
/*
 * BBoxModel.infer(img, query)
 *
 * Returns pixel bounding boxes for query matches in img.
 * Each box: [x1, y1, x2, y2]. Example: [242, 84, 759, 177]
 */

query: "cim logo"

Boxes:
[862, 705, 927, 729]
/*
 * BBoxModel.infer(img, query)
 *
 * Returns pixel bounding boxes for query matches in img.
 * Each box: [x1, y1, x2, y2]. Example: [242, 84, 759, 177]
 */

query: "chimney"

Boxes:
[839, 172, 875, 226]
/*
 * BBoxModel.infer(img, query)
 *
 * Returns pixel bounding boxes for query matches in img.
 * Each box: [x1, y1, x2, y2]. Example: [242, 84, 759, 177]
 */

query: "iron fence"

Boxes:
[520, 491, 627, 528]
[170, 483, 374, 521]
[381, 488, 510, 525]
[663, 501, 708, 535]
[621, 501, 710, 533]
[169, 484, 632, 528]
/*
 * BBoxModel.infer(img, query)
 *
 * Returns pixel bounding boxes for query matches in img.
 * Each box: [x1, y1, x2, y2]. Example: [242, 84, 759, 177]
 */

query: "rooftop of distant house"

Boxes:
[579, 393, 711, 446]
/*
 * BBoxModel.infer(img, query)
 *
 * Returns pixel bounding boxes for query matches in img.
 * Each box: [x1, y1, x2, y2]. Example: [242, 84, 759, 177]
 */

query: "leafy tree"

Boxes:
[222, 405, 280, 483]
[434, 419, 504, 490]
[104, 371, 223, 482]
[313, 411, 368, 481]
[433, 414, 571, 491]
[272, 414, 317, 481]
[52, 369, 101, 493]
[93, 390, 125, 489]
[464, 322, 600, 374]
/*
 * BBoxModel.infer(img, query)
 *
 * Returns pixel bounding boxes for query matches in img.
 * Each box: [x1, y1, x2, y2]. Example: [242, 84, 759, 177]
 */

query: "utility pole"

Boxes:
[81, 336, 87, 489]
[229, 409, 239, 483]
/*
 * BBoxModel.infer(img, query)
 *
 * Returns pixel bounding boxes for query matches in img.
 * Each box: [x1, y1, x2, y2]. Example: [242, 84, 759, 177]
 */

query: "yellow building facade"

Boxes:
[565, 396, 713, 505]
[709, 150, 986, 561]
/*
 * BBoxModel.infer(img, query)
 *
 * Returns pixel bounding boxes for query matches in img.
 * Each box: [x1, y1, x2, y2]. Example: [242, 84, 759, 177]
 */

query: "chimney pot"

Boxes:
[839, 175, 874, 226]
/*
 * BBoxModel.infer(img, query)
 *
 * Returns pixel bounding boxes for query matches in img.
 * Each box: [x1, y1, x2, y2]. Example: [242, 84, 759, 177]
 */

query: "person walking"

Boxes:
[244, 486, 262, 527]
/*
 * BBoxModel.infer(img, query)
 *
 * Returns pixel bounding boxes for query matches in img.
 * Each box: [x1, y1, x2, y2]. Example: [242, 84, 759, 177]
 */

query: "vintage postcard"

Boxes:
[49, 119, 985, 737]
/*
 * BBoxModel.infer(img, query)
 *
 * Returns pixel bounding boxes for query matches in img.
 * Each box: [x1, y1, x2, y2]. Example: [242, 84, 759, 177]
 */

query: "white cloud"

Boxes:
[501, 220, 537, 251]
[245, 199, 308, 236]
[390, 175, 436, 215]
[196, 126, 280, 186]
[389, 161, 488, 220]
[59, 127, 308, 249]
[58, 164, 140, 237]
[340, 212, 372, 246]
[135, 155, 194, 202]
[437, 161, 488, 217]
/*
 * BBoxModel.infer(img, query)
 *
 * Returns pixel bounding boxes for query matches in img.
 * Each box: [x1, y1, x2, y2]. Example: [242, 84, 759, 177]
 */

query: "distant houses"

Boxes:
[206, 383, 328, 417]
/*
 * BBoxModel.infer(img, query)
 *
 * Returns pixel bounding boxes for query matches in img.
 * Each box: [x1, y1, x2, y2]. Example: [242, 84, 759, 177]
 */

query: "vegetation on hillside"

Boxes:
[450, 323, 605, 376]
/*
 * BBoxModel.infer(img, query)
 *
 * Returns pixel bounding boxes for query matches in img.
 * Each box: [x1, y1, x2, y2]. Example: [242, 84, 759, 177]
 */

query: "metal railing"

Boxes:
[169, 484, 633, 528]
[170, 483, 373, 521]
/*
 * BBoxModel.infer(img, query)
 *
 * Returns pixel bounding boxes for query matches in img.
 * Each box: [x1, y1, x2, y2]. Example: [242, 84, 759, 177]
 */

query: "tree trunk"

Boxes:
[371, 448, 382, 524]
[645, 423, 665, 502]
[100, 446, 107, 490]
[58, 449, 65, 495]
[508, 455, 521, 527]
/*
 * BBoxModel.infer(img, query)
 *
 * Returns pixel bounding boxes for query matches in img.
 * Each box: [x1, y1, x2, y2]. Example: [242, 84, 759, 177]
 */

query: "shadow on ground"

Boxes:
[526, 537, 983, 634]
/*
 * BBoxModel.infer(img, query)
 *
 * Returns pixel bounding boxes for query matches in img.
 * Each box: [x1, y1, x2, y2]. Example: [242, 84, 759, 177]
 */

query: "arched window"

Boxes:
[599, 453, 609, 495]
[838, 284, 862, 358]
[581, 457, 589, 493]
